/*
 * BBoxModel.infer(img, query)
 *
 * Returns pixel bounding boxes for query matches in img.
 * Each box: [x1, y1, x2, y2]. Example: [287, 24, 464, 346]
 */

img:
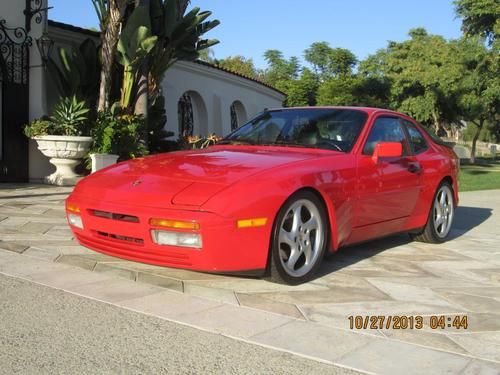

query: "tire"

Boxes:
[411, 182, 455, 243]
[267, 191, 328, 284]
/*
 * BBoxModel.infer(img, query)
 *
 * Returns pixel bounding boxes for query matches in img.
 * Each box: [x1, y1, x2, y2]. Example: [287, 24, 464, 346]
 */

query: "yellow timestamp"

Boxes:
[348, 315, 468, 330]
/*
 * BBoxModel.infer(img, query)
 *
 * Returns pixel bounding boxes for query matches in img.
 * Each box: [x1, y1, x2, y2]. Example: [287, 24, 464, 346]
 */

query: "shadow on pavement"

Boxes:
[317, 234, 411, 278]
[452, 206, 492, 236]
[315, 205, 492, 279]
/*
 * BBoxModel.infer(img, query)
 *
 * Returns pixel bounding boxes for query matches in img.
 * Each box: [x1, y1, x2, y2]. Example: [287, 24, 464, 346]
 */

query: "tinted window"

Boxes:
[403, 120, 428, 154]
[222, 109, 368, 152]
[363, 117, 408, 155]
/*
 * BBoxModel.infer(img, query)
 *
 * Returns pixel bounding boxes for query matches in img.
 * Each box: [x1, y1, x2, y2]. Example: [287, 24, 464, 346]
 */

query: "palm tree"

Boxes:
[132, 0, 191, 117]
[133, 0, 191, 117]
[92, 0, 128, 112]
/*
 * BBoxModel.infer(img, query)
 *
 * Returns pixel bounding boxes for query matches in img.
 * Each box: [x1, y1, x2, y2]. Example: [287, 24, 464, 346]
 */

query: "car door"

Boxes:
[353, 115, 421, 236]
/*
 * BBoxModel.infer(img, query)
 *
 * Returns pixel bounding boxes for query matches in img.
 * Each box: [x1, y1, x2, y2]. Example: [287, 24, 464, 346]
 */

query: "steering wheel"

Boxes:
[315, 139, 343, 151]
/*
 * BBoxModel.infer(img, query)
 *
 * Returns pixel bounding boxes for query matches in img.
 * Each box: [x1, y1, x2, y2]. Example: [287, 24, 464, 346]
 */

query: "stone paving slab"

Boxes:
[1, 183, 500, 373]
[0, 243, 498, 374]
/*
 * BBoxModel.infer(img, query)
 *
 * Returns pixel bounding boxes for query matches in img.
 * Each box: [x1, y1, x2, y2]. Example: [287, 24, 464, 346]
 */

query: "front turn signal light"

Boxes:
[66, 202, 81, 213]
[149, 218, 200, 230]
[237, 217, 268, 228]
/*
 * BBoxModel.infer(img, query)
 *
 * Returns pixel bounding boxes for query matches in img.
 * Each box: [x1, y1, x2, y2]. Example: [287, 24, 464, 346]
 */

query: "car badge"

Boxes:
[132, 180, 142, 186]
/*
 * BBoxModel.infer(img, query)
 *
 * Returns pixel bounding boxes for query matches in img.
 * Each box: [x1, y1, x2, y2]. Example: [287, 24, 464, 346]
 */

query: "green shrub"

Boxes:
[88, 111, 149, 163]
[23, 118, 52, 138]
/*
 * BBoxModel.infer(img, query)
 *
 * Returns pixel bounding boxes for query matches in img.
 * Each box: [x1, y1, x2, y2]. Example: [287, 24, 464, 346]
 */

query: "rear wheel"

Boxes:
[411, 182, 455, 243]
[268, 191, 328, 284]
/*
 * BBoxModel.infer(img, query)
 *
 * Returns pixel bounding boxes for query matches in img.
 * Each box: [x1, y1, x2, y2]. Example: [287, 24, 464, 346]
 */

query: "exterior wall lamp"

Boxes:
[36, 31, 54, 67]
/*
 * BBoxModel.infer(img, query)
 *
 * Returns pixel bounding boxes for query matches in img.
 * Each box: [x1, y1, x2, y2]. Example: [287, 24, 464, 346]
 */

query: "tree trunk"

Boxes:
[134, 62, 149, 117]
[133, 0, 150, 119]
[431, 111, 441, 135]
[97, 0, 126, 112]
[470, 119, 484, 164]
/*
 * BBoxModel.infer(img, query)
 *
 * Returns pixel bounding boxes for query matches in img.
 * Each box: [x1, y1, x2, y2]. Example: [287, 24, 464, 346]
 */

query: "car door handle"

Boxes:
[407, 162, 422, 174]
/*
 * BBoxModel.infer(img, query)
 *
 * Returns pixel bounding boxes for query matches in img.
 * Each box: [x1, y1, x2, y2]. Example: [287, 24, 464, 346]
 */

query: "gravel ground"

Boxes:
[0, 274, 357, 375]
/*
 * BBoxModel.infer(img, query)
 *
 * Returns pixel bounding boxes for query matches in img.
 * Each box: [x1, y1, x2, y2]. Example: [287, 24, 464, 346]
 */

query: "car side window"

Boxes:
[403, 120, 428, 154]
[362, 117, 408, 156]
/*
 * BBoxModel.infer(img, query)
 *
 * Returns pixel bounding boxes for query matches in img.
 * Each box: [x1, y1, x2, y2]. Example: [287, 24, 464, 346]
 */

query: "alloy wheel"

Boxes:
[278, 199, 324, 277]
[433, 185, 454, 238]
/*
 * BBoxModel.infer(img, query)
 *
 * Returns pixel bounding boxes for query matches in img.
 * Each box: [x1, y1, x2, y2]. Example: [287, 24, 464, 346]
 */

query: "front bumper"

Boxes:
[66, 193, 271, 274]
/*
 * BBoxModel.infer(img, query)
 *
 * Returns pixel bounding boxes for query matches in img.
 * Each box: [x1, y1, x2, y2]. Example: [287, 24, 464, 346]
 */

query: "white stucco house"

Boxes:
[0, 1, 285, 183]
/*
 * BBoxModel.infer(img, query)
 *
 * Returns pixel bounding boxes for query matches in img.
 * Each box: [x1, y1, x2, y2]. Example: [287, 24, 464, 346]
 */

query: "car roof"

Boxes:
[266, 106, 404, 117]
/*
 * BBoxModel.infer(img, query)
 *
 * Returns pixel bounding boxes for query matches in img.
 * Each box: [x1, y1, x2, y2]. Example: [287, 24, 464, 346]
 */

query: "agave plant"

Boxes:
[50, 96, 91, 136]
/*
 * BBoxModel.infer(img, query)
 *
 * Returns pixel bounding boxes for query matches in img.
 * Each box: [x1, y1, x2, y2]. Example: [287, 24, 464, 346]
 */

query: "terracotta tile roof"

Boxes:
[193, 60, 286, 96]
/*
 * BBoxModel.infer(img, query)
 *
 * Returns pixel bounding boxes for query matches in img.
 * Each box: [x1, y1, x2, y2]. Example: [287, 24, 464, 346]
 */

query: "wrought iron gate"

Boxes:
[0, 20, 31, 182]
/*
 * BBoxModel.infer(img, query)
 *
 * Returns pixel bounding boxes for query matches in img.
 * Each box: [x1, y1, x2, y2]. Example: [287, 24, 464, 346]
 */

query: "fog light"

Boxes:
[152, 230, 202, 249]
[67, 213, 83, 229]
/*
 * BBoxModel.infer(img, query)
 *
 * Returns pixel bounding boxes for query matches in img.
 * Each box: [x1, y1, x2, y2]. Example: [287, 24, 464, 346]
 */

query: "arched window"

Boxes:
[178, 93, 194, 137]
[178, 91, 208, 137]
[230, 101, 247, 131]
[230, 103, 238, 131]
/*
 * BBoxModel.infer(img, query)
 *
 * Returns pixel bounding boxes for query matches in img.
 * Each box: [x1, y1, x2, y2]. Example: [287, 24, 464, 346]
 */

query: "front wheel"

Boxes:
[411, 182, 455, 243]
[268, 191, 328, 284]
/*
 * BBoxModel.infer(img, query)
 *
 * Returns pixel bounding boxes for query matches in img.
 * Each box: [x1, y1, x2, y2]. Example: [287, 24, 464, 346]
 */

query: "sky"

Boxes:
[49, 0, 463, 69]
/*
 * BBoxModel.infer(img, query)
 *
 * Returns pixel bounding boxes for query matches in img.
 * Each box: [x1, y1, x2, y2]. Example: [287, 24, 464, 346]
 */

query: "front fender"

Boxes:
[202, 154, 356, 252]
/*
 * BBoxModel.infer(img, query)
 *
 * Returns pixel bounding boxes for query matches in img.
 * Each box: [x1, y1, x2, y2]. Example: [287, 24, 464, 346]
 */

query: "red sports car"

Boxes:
[66, 107, 459, 284]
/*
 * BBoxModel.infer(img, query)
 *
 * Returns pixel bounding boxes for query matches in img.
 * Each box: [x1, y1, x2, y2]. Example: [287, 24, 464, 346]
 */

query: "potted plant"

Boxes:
[87, 110, 148, 172]
[24, 96, 93, 186]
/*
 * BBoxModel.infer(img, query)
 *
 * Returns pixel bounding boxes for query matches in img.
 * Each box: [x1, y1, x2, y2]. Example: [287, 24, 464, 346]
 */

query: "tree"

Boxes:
[282, 68, 318, 106]
[116, 4, 157, 110]
[134, 0, 152, 118]
[304, 42, 357, 81]
[147, 1, 220, 103]
[92, 0, 128, 112]
[304, 41, 332, 79]
[454, 0, 500, 46]
[455, 37, 499, 163]
[263, 50, 300, 88]
[112, 1, 219, 114]
[361, 28, 463, 134]
[316, 76, 359, 106]
[216, 55, 260, 79]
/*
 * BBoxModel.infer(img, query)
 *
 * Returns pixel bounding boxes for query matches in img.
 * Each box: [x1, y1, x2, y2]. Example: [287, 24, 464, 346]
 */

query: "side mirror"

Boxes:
[372, 142, 402, 163]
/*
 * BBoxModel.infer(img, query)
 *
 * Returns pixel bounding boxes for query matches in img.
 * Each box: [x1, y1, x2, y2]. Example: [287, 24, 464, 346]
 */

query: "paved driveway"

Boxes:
[0, 184, 499, 373]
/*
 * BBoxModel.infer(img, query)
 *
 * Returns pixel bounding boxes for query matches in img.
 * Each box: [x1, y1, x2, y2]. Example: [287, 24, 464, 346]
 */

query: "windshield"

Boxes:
[221, 108, 368, 152]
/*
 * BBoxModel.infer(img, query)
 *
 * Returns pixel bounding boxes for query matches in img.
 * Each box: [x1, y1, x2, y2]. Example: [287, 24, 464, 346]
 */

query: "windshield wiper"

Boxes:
[217, 139, 256, 145]
[262, 140, 311, 148]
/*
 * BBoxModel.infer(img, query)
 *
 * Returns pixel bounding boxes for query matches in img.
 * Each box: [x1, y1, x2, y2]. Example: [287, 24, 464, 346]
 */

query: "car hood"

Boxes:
[73, 146, 331, 209]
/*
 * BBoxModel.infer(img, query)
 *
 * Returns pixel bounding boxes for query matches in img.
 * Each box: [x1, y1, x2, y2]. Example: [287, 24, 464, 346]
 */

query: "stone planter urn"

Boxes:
[90, 153, 119, 173]
[34, 135, 93, 186]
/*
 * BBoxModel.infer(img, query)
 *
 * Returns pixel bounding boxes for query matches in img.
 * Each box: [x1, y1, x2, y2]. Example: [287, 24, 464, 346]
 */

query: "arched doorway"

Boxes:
[230, 100, 247, 131]
[178, 90, 208, 137]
